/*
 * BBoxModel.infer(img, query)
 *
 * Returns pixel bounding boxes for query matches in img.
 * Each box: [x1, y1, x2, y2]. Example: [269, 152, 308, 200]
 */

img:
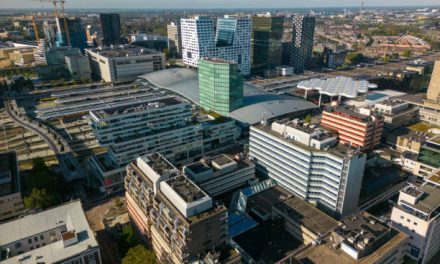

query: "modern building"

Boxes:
[130, 34, 168, 52]
[249, 119, 367, 217]
[125, 154, 230, 263]
[183, 154, 256, 197]
[100, 13, 121, 46]
[86, 45, 165, 83]
[251, 14, 285, 76]
[287, 212, 409, 264]
[36, 46, 81, 81]
[180, 16, 251, 75]
[45, 46, 81, 65]
[0, 200, 101, 264]
[289, 15, 315, 73]
[370, 99, 419, 130]
[390, 178, 440, 264]
[427, 61, 440, 104]
[198, 59, 244, 116]
[65, 54, 91, 81]
[167, 22, 182, 57]
[324, 43, 348, 68]
[413, 140, 440, 177]
[0, 152, 24, 222]
[87, 96, 240, 193]
[321, 106, 384, 151]
[56, 17, 88, 51]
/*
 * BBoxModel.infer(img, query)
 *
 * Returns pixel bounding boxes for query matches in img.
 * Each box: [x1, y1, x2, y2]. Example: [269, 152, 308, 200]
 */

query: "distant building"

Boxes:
[181, 16, 251, 75]
[0, 200, 101, 263]
[45, 46, 81, 65]
[65, 54, 91, 81]
[100, 13, 121, 46]
[287, 212, 408, 264]
[251, 14, 285, 76]
[0, 151, 24, 222]
[125, 154, 233, 263]
[88, 96, 240, 193]
[198, 59, 244, 116]
[167, 22, 182, 57]
[324, 44, 347, 68]
[321, 106, 384, 151]
[390, 178, 440, 264]
[130, 34, 168, 52]
[36, 46, 81, 81]
[289, 15, 315, 73]
[56, 17, 88, 51]
[249, 119, 367, 217]
[85, 45, 165, 83]
[183, 154, 255, 197]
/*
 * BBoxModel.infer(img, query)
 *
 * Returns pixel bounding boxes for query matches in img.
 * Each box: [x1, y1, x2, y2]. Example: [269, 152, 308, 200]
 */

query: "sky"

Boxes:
[0, 0, 440, 9]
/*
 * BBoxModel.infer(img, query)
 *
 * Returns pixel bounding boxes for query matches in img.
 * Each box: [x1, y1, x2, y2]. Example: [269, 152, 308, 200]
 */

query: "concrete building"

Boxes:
[251, 14, 285, 76]
[88, 96, 240, 193]
[371, 99, 419, 130]
[413, 140, 440, 177]
[321, 106, 384, 151]
[86, 45, 165, 83]
[198, 59, 244, 116]
[130, 34, 168, 52]
[100, 13, 121, 46]
[0, 200, 101, 264]
[181, 16, 251, 75]
[183, 154, 256, 197]
[288, 212, 409, 264]
[324, 43, 348, 69]
[167, 22, 182, 57]
[249, 119, 367, 217]
[427, 61, 440, 104]
[65, 54, 91, 81]
[0, 152, 24, 222]
[390, 178, 440, 263]
[125, 154, 232, 263]
[289, 15, 315, 73]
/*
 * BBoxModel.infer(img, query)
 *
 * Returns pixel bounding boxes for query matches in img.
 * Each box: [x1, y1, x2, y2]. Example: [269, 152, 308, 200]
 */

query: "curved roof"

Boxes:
[297, 76, 377, 99]
[140, 68, 317, 125]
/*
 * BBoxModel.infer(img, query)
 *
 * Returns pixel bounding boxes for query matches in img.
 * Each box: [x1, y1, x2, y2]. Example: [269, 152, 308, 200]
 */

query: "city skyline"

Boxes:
[1, 0, 440, 9]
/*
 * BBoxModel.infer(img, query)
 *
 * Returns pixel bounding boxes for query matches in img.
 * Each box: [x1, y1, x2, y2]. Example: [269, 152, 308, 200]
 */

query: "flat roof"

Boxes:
[164, 175, 208, 203]
[412, 184, 440, 214]
[0, 200, 98, 264]
[273, 197, 338, 236]
[86, 44, 162, 58]
[139, 68, 318, 125]
[297, 76, 377, 98]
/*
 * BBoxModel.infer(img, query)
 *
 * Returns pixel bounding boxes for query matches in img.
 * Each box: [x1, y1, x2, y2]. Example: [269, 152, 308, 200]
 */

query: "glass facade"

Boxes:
[56, 17, 87, 51]
[100, 14, 121, 46]
[251, 16, 284, 76]
[216, 19, 237, 47]
[198, 59, 244, 116]
[418, 142, 440, 168]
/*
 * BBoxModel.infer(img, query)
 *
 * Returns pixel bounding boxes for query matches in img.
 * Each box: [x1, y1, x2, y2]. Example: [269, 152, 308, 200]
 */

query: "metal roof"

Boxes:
[297, 76, 378, 98]
[139, 68, 317, 125]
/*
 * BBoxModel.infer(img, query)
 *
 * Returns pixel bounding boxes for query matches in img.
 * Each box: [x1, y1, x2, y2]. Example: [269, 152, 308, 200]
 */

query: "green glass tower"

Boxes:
[198, 59, 244, 116]
[251, 16, 285, 76]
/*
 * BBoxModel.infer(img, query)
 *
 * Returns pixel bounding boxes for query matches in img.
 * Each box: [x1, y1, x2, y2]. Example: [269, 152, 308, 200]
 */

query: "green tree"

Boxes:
[122, 245, 157, 264]
[118, 225, 141, 256]
[26, 158, 62, 194]
[304, 114, 312, 124]
[346, 52, 366, 65]
[402, 50, 412, 58]
[24, 188, 58, 209]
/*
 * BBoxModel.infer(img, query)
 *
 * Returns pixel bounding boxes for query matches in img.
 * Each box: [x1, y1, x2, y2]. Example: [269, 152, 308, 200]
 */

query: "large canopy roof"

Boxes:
[297, 76, 378, 98]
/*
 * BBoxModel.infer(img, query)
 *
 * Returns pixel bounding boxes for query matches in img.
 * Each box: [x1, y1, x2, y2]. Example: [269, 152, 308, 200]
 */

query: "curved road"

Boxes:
[4, 100, 61, 155]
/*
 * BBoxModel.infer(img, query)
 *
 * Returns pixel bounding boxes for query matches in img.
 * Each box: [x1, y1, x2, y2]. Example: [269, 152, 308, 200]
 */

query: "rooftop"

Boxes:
[141, 153, 178, 178]
[325, 106, 377, 123]
[426, 170, 440, 187]
[273, 197, 338, 236]
[86, 44, 162, 58]
[408, 184, 440, 215]
[297, 76, 377, 99]
[0, 200, 98, 264]
[164, 175, 208, 204]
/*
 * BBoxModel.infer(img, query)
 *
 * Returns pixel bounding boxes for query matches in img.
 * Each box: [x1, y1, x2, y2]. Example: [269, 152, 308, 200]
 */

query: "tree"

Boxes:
[304, 114, 312, 124]
[26, 158, 62, 193]
[346, 52, 366, 65]
[117, 225, 141, 256]
[122, 245, 157, 264]
[402, 50, 412, 58]
[24, 188, 58, 209]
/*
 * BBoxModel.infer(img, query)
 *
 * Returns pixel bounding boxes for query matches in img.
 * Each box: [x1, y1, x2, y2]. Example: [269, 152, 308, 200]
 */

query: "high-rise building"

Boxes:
[427, 61, 440, 104]
[251, 14, 285, 76]
[0, 151, 24, 222]
[181, 16, 251, 75]
[249, 119, 367, 217]
[100, 13, 121, 46]
[198, 59, 244, 116]
[321, 106, 384, 151]
[88, 96, 240, 193]
[289, 15, 315, 73]
[167, 22, 182, 57]
[390, 177, 440, 264]
[125, 154, 229, 263]
[85, 45, 165, 83]
[56, 17, 88, 51]
[65, 54, 91, 81]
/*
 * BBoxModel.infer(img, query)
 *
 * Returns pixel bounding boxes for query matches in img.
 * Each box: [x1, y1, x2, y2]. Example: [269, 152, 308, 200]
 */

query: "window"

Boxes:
[15, 242, 22, 249]
[414, 222, 418, 226]
[400, 216, 404, 219]
[28, 239, 32, 244]
[34, 236, 38, 242]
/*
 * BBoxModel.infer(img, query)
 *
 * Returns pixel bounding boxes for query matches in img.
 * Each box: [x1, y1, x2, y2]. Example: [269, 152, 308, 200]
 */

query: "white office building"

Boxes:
[390, 173, 440, 264]
[88, 96, 240, 193]
[180, 16, 251, 75]
[85, 44, 165, 83]
[249, 119, 367, 217]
